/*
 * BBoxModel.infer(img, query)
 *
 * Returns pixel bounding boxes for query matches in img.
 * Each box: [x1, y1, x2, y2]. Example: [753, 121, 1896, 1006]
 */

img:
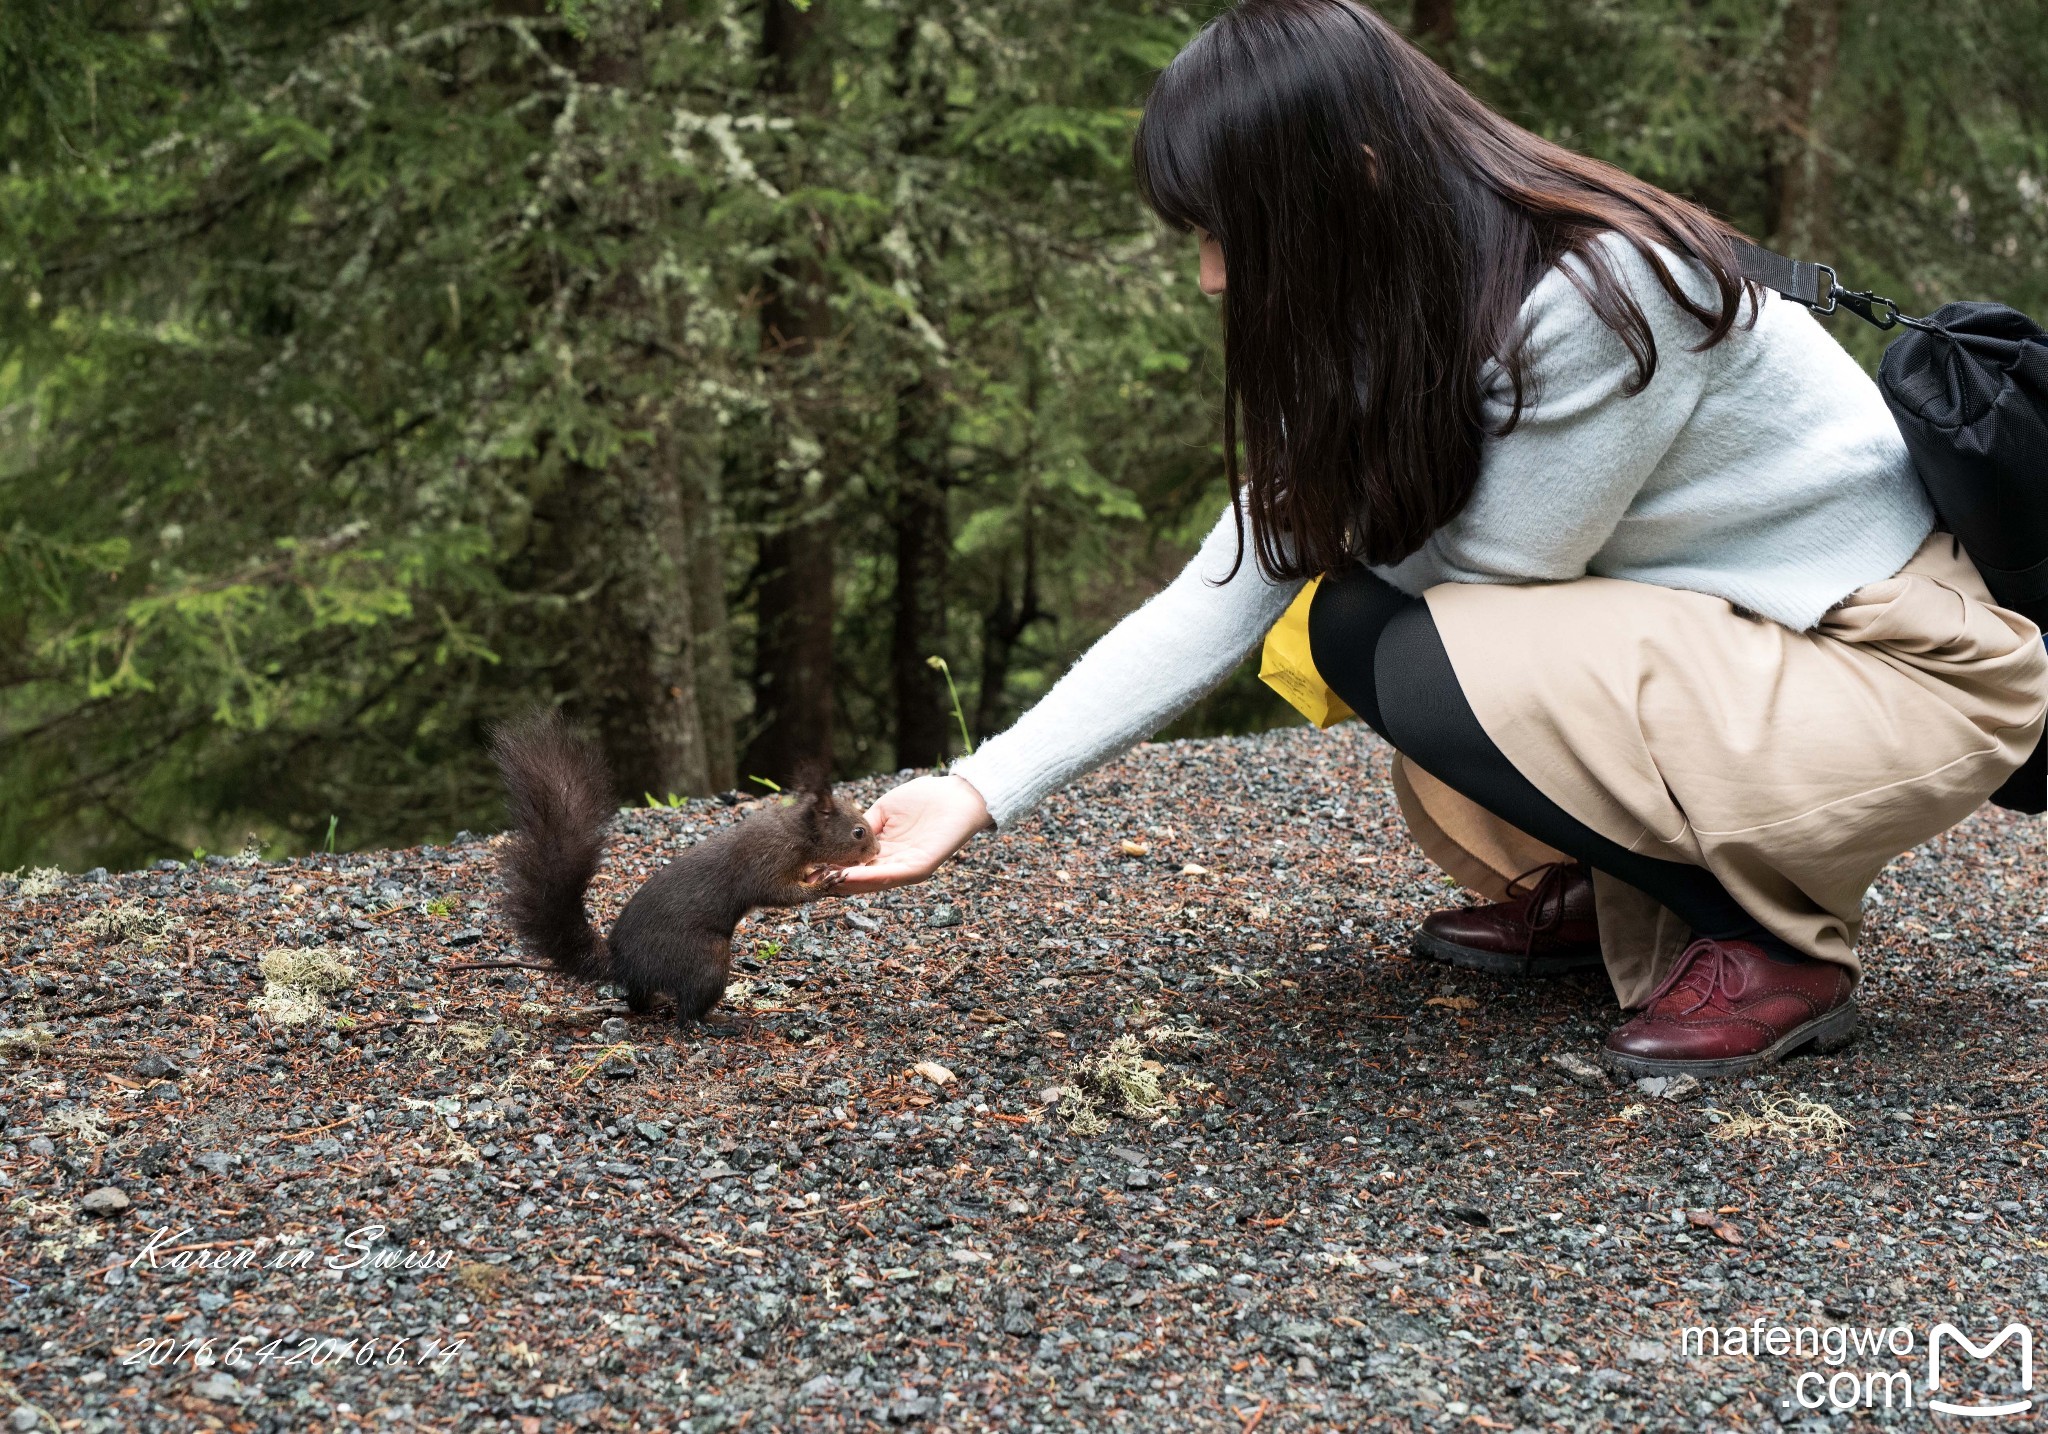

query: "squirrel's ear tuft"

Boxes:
[788, 758, 829, 791]
[785, 759, 834, 817]
[809, 783, 837, 821]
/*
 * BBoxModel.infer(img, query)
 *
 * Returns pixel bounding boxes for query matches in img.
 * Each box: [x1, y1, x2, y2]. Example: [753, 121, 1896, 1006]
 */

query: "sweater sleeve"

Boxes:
[949, 499, 1304, 828]
[1373, 237, 1720, 593]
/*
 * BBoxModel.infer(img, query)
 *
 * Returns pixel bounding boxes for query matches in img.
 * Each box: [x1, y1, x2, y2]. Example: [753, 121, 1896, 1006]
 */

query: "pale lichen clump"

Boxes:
[1056, 1084, 1110, 1136]
[18, 1194, 106, 1263]
[409, 1021, 512, 1060]
[0, 1025, 57, 1058]
[1140, 1018, 1218, 1049]
[444, 1022, 498, 1054]
[78, 901, 182, 950]
[8, 868, 65, 900]
[46, 1105, 113, 1145]
[1059, 1034, 1181, 1135]
[252, 945, 358, 1026]
[1708, 1094, 1851, 1151]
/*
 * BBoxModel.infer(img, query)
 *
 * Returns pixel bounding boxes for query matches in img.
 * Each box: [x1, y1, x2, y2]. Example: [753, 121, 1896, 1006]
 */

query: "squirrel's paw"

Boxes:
[689, 1012, 753, 1039]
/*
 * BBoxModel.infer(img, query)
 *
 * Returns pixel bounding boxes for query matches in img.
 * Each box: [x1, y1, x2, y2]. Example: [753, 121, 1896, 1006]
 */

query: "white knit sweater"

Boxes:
[951, 234, 1935, 828]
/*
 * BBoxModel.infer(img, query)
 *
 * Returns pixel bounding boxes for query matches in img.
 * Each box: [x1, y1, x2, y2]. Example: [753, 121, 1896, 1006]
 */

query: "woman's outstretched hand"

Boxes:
[832, 774, 993, 894]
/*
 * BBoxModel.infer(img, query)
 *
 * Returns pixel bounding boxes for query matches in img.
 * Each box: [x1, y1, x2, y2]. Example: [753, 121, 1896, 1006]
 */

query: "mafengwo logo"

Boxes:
[1927, 1323, 2033, 1419]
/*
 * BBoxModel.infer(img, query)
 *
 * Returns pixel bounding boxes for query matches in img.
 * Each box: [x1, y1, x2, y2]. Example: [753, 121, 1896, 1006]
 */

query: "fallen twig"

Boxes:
[59, 995, 158, 1019]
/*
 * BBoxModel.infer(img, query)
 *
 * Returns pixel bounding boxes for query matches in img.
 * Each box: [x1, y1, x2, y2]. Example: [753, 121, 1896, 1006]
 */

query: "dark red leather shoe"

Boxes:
[1411, 862, 1604, 977]
[1601, 938, 1857, 1078]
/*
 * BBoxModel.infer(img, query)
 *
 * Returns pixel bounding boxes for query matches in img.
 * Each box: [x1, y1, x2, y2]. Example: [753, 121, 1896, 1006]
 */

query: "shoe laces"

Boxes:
[1641, 937, 1744, 1018]
[1503, 861, 1577, 976]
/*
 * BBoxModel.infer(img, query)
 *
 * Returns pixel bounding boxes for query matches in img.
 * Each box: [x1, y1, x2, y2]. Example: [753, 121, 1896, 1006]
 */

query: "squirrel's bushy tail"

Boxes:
[490, 709, 616, 981]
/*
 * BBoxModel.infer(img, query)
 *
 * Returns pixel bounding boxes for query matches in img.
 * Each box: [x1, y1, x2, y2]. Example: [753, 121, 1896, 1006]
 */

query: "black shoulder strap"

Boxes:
[1731, 240, 1835, 311]
[1730, 239, 1926, 332]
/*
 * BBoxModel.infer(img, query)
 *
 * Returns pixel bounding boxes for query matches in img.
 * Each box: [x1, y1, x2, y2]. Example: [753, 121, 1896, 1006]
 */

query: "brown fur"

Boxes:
[485, 710, 877, 1028]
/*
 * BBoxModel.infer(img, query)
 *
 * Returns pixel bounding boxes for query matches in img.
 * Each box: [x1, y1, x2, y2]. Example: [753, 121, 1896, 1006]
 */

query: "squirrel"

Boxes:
[450, 708, 878, 1031]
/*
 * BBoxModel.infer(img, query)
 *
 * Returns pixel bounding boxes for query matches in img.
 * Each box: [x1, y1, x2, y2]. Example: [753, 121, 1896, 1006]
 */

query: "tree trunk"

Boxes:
[677, 423, 737, 793]
[545, 439, 713, 803]
[747, 517, 835, 784]
[1768, 0, 1843, 257]
[973, 517, 1047, 741]
[743, 0, 839, 786]
[879, 15, 958, 771]
[525, 8, 719, 802]
[890, 378, 951, 769]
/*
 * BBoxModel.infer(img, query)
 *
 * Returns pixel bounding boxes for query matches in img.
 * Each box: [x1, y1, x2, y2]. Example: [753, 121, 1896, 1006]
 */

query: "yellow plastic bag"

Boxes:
[1258, 577, 1357, 729]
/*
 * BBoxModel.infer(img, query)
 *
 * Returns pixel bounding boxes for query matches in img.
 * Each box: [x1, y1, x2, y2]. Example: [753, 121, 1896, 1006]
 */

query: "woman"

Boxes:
[835, 0, 2047, 1078]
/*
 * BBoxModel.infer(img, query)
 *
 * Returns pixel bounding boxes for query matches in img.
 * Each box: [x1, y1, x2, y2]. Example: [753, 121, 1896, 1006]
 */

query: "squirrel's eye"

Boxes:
[852, 827, 866, 839]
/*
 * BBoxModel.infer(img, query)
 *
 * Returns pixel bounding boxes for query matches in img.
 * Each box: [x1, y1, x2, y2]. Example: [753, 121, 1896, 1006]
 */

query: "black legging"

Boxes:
[1307, 565, 1792, 953]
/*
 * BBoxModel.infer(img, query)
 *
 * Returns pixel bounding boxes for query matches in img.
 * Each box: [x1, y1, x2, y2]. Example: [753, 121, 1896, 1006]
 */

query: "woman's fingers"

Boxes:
[830, 774, 991, 895]
[831, 849, 939, 894]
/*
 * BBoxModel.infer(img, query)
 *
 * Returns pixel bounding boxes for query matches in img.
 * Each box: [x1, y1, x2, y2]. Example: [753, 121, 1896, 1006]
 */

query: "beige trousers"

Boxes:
[1393, 533, 2047, 1008]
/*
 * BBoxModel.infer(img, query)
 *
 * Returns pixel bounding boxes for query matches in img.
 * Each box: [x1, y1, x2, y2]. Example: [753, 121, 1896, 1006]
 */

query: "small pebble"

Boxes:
[1549, 1050, 1608, 1086]
[1659, 1074, 1703, 1102]
[79, 1187, 130, 1216]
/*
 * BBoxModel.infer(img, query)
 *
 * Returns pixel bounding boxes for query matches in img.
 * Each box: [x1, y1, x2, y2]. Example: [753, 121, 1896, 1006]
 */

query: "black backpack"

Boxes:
[1737, 243, 2048, 814]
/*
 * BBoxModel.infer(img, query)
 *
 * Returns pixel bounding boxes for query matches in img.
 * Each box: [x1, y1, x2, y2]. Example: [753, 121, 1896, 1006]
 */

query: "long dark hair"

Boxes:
[1133, 0, 1757, 579]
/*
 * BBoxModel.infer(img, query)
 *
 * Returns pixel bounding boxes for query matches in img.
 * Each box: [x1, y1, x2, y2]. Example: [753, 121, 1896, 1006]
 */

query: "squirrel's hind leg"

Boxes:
[672, 932, 740, 1036]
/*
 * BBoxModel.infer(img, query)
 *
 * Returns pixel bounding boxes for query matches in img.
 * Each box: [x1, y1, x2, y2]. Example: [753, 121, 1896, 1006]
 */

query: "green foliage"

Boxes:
[1, 0, 2043, 868]
[1453, 0, 2048, 361]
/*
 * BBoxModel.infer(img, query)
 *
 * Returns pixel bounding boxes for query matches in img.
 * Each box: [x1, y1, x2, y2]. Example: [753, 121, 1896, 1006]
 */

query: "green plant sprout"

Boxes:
[424, 898, 452, 918]
[927, 654, 975, 755]
[323, 815, 339, 854]
[748, 774, 783, 793]
[643, 792, 686, 809]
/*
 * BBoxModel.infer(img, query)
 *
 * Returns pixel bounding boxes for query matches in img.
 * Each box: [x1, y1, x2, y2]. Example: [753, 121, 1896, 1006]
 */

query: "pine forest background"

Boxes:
[2, 0, 2044, 869]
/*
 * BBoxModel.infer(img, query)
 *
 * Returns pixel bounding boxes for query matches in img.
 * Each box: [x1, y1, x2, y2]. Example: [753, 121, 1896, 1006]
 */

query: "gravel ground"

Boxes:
[2, 723, 2043, 1433]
